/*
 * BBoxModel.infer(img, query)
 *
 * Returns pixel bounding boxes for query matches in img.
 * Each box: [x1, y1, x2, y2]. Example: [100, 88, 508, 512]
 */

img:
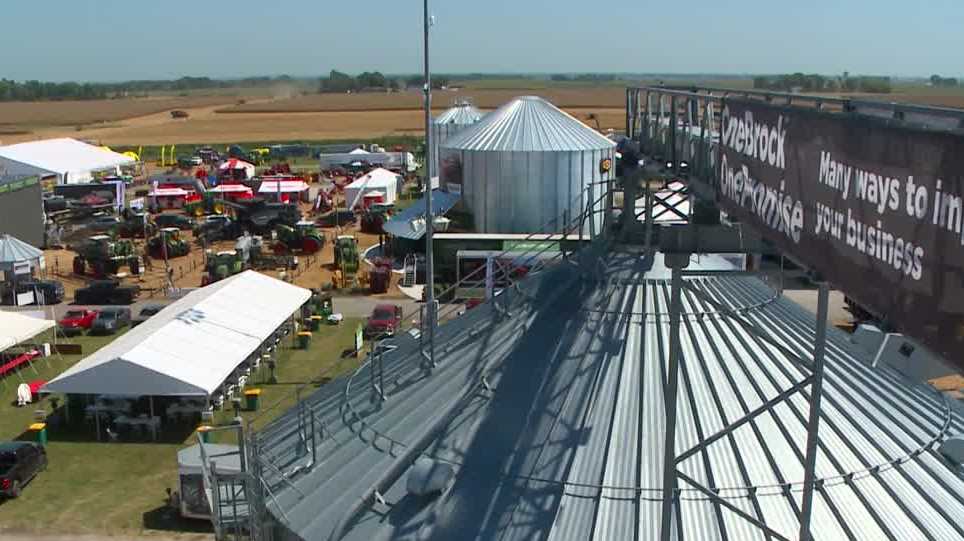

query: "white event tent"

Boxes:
[0, 311, 54, 354]
[0, 138, 135, 184]
[43, 271, 310, 397]
[344, 167, 401, 208]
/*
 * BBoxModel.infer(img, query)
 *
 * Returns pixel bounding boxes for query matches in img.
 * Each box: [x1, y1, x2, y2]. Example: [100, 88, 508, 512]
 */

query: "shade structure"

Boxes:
[44, 271, 310, 397]
[217, 159, 256, 179]
[0, 233, 44, 272]
[257, 180, 310, 194]
[256, 250, 964, 541]
[382, 190, 461, 240]
[0, 311, 54, 353]
[0, 138, 135, 184]
[344, 168, 401, 208]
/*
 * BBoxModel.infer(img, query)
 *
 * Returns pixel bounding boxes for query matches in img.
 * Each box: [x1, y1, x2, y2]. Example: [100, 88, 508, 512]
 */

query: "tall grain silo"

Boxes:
[439, 96, 615, 234]
[429, 100, 484, 179]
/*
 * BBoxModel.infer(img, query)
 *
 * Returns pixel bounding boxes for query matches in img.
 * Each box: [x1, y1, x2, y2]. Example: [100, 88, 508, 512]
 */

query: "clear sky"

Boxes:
[3, 0, 961, 81]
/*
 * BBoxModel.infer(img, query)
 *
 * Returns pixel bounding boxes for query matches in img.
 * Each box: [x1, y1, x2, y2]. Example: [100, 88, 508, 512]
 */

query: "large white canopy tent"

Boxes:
[0, 311, 54, 354]
[344, 167, 401, 208]
[0, 138, 135, 185]
[43, 271, 310, 398]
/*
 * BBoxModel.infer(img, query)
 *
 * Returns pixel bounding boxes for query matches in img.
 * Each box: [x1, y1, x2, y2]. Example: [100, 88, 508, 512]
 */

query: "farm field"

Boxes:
[3, 81, 964, 148]
[0, 97, 238, 134]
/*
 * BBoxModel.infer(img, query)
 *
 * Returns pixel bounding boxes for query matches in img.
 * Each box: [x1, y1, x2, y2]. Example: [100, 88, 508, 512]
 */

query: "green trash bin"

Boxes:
[245, 389, 262, 411]
[29, 423, 47, 446]
[197, 425, 212, 443]
[297, 331, 312, 349]
[309, 315, 322, 331]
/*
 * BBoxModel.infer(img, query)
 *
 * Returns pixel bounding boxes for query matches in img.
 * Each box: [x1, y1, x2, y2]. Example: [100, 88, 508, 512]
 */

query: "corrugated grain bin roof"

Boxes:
[433, 102, 484, 126]
[443, 95, 615, 152]
[257, 250, 964, 540]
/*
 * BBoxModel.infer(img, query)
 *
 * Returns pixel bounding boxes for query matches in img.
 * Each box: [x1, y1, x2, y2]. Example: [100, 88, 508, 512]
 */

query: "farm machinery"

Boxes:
[273, 221, 325, 254]
[184, 193, 229, 218]
[360, 205, 391, 234]
[116, 212, 156, 239]
[201, 250, 246, 286]
[148, 228, 191, 259]
[234, 199, 302, 233]
[73, 235, 140, 278]
[333, 235, 360, 287]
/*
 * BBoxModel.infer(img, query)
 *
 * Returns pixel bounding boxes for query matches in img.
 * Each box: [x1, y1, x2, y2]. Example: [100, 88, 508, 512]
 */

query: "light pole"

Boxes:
[422, 0, 436, 365]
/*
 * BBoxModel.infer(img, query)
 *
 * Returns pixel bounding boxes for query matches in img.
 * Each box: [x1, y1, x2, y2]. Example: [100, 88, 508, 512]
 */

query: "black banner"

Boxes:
[718, 99, 964, 367]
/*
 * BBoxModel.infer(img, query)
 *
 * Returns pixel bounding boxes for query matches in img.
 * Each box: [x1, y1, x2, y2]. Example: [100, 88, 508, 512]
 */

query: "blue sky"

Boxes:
[3, 0, 961, 81]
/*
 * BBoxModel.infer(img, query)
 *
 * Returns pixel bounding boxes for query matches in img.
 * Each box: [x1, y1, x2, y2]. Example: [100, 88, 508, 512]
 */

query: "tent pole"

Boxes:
[64, 394, 70, 424]
[95, 404, 101, 442]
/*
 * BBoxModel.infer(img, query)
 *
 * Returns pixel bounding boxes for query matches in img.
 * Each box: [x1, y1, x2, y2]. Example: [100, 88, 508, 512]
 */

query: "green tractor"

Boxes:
[184, 193, 229, 218]
[73, 235, 140, 278]
[148, 228, 191, 259]
[334, 235, 359, 273]
[274, 221, 325, 254]
[116, 212, 156, 239]
[201, 250, 245, 286]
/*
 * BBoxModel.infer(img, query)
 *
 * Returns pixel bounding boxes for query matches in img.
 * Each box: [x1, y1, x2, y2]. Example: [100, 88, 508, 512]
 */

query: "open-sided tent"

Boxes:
[344, 168, 401, 208]
[217, 159, 256, 180]
[0, 138, 135, 184]
[0, 311, 54, 354]
[43, 271, 310, 397]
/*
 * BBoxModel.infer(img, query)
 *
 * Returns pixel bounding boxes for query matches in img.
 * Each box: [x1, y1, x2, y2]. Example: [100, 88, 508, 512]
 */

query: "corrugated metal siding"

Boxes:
[259, 250, 964, 541]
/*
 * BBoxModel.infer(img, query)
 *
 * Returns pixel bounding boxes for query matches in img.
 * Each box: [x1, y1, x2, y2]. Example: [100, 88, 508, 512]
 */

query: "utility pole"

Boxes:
[422, 0, 436, 366]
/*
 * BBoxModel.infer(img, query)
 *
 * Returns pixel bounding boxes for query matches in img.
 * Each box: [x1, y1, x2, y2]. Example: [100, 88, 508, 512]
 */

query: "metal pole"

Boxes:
[422, 0, 436, 368]
[150, 395, 156, 441]
[660, 258, 685, 541]
[799, 281, 829, 541]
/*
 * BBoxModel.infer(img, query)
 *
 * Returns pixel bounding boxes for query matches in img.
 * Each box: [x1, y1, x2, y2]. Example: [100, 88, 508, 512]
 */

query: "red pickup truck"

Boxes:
[364, 304, 402, 339]
[58, 309, 98, 335]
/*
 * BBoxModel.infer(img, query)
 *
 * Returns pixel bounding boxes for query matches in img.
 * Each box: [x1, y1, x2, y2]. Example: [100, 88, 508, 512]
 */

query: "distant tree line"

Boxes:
[0, 75, 302, 102]
[318, 70, 449, 93]
[753, 73, 892, 94]
[930, 74, 958, 87]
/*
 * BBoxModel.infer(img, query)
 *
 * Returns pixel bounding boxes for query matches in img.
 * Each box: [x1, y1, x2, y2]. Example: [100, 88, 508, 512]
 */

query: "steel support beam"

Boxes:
[660, 255, 688, 541]
[799, 282, 830, 541]
[675, 374, 814, 464]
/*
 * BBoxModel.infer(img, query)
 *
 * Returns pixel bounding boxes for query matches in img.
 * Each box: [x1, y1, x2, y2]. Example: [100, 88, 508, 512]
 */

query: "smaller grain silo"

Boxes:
[439, 96, 615, 234]
[429, 101, 484, 179]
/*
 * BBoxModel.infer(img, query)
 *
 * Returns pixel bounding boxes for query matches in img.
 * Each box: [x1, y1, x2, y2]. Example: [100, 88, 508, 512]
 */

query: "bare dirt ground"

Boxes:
[45, 197, 409, 304]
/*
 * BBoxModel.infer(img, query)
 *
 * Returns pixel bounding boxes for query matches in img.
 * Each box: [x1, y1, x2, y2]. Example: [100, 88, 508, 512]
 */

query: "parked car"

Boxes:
[132, 303, 166, 326]
[15, 280, 64, 305]
[89, 307, 131, 335]
[364, 304, 402, 338]
[87, 215, 121, 233]
[0, 442, 47, 499]
[58, 309, 98, 335]
[154, 213, 195, 230]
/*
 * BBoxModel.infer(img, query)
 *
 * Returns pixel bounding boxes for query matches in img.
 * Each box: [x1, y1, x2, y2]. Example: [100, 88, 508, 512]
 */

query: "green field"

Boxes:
[0, 318, 364, 535]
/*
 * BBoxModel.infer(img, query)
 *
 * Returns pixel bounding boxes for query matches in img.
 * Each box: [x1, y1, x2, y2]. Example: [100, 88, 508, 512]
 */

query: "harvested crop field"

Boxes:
[218, 87, 628, 113]
[7, 106, 624, 146]
[0, 96, 236, 132]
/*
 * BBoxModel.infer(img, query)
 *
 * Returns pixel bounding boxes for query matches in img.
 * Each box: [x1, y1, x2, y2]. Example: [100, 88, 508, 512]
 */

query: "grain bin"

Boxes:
[429, 100, 484, 179]
[439, 96, 615, 234]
